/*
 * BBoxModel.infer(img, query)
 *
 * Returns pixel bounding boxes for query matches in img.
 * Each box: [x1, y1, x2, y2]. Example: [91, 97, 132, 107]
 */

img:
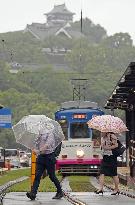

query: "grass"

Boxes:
[104, 177, 113, 185]
[68, 176, 96, 192]
[9, 174, 62, 192]
[0, 169, 104, 193]
[0, 169, 62, 192]
[0, 168, 30, 185]
[0, 168, 31, 192]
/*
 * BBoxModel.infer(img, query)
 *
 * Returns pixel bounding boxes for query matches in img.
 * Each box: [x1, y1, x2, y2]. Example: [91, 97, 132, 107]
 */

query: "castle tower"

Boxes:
[44, 3, 75, 26]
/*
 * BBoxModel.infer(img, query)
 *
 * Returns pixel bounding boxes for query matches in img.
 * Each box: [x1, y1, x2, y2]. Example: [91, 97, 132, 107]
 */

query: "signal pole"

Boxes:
[69, 7, 89, 101]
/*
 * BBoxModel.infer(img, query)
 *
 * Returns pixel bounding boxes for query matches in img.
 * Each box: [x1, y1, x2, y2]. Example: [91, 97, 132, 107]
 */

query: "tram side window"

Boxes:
[58, 120, 68, 140]
[70, 123, 89, 139]
[92, 129, 101, 147]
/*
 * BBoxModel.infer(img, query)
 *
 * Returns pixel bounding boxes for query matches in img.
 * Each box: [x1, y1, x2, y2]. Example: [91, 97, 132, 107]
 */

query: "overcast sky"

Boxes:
[1, 0, 135, 42]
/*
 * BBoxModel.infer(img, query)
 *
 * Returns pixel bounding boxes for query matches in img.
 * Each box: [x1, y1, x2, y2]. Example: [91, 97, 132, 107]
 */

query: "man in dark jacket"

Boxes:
[26, 133, 63, 200]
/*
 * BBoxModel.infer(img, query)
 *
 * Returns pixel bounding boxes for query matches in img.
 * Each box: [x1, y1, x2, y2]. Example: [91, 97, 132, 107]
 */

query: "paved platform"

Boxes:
[72, 192, 135, 205]
[3, 192, 71, 205]
[3, 192, 135, 205]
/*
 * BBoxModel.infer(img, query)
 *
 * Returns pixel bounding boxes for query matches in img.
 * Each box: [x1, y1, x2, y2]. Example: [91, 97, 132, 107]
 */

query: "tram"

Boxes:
[55, 100, 104, 175]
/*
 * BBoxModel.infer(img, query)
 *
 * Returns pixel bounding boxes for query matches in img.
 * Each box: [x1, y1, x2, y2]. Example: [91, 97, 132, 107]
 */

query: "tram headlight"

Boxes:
[76, 150, 84, 158]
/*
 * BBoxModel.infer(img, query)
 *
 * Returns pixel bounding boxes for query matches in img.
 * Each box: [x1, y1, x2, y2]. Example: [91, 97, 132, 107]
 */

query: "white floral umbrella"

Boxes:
[12, 115, 65, 151]
[87, 115, 128, 134]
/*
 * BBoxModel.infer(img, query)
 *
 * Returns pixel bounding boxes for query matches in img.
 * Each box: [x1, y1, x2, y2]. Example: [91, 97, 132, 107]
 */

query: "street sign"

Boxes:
[0, 108, 12, 128]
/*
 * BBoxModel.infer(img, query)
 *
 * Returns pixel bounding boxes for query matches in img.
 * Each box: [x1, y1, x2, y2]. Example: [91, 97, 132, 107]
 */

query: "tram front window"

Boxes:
[70, 123, 89, 139]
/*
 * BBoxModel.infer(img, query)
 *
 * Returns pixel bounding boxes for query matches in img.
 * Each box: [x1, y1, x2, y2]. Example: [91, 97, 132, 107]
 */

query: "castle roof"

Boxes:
[45, 3, 75, 16]
[26, 23, 84, 40]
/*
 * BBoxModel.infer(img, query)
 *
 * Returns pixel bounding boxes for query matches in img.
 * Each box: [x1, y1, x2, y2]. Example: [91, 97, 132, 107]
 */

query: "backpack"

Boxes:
[54, 142, 62, 157]
[112, 140, 126, 157]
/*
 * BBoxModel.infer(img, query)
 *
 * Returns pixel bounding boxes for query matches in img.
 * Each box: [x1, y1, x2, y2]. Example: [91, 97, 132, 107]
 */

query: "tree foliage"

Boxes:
[0, 18, 135, 147]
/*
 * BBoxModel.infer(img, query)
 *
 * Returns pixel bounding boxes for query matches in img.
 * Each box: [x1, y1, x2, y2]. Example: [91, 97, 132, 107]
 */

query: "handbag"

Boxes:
[112, 140, 126, 157]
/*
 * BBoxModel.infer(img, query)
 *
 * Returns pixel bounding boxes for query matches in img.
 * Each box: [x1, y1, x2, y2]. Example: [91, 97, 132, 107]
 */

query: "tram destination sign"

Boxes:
[73, 113, 86, 119]
[0, 108, 12, 128]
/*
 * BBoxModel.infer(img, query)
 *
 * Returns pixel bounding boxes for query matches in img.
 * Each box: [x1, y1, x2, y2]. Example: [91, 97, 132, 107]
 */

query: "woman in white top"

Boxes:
[95, 132, 120, 195]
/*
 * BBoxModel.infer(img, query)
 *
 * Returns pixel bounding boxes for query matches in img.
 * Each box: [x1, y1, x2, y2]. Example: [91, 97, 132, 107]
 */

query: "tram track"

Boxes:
[95, 176, 135, 199]
[0, 176, 28, 205]
[1, 175, 135, 205]
[64, 192, 88, 205]
[103, 181, 135, 199]
[61, 176, 88, 205]
[61, 175, 135, 205]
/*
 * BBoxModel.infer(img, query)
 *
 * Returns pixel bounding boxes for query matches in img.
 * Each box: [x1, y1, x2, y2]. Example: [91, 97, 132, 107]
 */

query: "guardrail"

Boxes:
[0, 176, 28, 204]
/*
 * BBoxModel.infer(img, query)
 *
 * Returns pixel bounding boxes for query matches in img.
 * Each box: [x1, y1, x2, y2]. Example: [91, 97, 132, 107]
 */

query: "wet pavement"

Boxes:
[2, 175, 135, 205]
[71, 192, 135, 205]
[3, 191, 135, 205]
[3, 192, 71, 205]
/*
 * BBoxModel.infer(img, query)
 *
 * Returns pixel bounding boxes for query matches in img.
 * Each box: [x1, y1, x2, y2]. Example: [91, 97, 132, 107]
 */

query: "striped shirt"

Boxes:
[35, 132, 55, 154]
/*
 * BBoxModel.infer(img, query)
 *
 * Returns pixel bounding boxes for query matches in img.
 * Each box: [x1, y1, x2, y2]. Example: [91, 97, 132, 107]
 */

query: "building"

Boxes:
[25, 3, 84, 40]
[45, 3, 75, 26]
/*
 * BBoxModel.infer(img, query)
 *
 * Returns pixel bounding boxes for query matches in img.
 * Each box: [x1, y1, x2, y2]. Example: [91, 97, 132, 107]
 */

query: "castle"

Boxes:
[25, 3, 83, 40]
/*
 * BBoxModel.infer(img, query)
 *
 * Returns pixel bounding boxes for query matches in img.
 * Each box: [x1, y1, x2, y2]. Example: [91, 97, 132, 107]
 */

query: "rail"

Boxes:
[103, 177, 135, 199]
[63, 175, 135, 204]
[61, 176, 88, 205]
[64, 191, 88, 205]
[0, 176, 28, 204]
[1, 175, 135, 205]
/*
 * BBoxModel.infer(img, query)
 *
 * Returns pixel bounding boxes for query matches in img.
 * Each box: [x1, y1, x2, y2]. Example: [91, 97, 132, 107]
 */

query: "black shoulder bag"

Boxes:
[112, 140, 126, 157]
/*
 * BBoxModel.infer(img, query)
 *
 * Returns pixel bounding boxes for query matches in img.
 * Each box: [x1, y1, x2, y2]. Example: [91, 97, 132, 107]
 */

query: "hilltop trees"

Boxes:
[0, 17, 135, 147]
[72, 18, 107, 44]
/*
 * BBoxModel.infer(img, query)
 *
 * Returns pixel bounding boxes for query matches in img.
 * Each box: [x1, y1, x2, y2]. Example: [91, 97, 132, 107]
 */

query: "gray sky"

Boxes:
[1, 0, 135, 42]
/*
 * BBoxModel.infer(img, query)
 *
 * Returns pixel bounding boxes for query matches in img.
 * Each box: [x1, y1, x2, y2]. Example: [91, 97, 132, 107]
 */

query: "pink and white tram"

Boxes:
[55, 101, 104, 175]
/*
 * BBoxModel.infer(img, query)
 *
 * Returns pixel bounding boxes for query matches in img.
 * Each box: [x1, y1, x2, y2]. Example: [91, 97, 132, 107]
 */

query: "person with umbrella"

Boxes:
[12, 115, 64, 200]
[96, 132, 120, 195]
[26, 131, 63, 200]
[87, 115, 128, 195]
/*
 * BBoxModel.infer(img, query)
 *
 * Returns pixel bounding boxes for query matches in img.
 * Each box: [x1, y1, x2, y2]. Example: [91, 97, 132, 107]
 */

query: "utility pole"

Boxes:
[70, 78, 88, 101]
[70, 6, 89, 101]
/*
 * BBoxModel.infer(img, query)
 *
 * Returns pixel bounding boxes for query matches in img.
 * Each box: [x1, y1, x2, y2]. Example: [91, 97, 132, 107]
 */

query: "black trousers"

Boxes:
[32, 153, 62, 194]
